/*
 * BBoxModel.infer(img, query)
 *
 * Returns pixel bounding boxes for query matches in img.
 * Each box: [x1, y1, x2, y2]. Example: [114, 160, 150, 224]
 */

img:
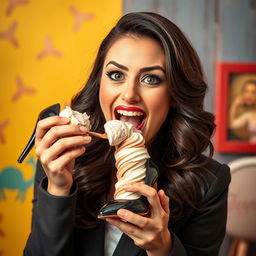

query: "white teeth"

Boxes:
[117, 110, 144, 117]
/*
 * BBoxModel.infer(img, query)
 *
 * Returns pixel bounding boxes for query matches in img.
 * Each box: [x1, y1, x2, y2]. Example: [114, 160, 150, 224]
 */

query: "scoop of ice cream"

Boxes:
[59, 106, 91, 129]
[104, 120, 135, 146]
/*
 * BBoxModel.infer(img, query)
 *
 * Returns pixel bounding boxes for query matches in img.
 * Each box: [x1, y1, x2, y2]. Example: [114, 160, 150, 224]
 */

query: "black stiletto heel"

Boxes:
[17, 103, 60, 163]
[98, 159, 159, 219]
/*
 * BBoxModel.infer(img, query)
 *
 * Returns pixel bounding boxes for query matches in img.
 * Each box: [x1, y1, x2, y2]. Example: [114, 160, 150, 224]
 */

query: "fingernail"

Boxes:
[60, 117, 70, 122]
[79, 126, 87, 132]
[84, 136, 91, 142]
[118, 209, 128, 217]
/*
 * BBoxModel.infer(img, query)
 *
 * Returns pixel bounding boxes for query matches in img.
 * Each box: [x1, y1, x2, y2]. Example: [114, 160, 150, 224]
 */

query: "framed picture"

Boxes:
[215, 62, 256, 153]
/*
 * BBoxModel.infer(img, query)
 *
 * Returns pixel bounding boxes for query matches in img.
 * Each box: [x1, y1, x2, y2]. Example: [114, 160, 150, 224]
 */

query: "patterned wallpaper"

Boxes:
[0, 1, 121, 255]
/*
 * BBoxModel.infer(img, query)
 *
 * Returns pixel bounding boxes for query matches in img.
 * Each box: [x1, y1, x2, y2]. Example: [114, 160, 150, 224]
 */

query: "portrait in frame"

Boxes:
[215, 62, 256, 153]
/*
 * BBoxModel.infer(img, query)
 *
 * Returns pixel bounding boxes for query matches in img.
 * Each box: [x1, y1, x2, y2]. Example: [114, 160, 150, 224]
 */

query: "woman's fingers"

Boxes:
[107, 216, 165, 250]
[122, 183, 162, 217]
[106, 218, 151, 248]
[158, 189, 170, 215]
[38, 122, 88, 148]
[106, 187, 171, 253]
[35, 116, 70, 143]
[106, 217, 143, 240]
[36, 120, 89, 157]
[39, 135, 91, 164]
[47, 146, 86, 173]
[117, 209, 153, 230]
[43, 123, 88, 146]
[106, 186, 171, 253]
[34, 115, 92, 195]
[106, 213, 169, 250]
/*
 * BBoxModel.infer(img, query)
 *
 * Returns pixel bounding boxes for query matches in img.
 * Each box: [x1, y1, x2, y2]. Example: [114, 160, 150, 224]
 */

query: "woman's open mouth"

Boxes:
[114, 106, 146, 130]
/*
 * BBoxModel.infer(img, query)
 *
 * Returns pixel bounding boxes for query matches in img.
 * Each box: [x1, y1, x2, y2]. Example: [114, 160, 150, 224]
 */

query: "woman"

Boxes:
[229, 80, 256, 142]
[24, 12, 230, 256]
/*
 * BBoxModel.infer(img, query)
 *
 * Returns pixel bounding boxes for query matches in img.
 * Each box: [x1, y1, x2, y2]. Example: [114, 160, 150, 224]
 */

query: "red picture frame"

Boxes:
[215, 62, 256, 153]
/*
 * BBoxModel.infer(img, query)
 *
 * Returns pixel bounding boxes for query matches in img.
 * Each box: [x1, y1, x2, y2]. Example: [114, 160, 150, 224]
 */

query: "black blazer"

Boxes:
[24, 158, 230, 256]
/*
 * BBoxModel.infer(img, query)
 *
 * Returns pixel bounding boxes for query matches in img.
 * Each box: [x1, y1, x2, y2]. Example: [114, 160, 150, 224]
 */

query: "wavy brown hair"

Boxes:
[71, 12, 215, 228]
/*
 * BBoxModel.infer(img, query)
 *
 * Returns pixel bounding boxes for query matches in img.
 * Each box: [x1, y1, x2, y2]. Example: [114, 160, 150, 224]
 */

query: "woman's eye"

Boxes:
[142, 75, 162, 85]
[107, 71, 124, 81]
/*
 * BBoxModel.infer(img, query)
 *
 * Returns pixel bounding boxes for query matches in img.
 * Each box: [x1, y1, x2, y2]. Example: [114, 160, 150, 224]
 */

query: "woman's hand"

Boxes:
[35, 116, 91, 196]
[106, 184, 172, 256]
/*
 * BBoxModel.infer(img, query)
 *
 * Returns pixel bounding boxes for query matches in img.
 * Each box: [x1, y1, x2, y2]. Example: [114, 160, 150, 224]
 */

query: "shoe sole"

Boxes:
[97, 210, 149, 219]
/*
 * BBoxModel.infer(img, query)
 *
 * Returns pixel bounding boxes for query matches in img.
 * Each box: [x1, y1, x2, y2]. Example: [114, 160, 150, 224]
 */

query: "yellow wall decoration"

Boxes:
[0, 1, 122, 255]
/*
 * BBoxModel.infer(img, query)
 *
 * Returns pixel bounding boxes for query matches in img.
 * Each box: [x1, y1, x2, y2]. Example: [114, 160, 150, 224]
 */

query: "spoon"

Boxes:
[87, 131, 108, 139]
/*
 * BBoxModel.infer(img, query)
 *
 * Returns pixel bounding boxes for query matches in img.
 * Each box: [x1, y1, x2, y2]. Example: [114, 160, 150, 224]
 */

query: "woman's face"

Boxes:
[99, 36, 171, 144]
[242, 83, 256, 106]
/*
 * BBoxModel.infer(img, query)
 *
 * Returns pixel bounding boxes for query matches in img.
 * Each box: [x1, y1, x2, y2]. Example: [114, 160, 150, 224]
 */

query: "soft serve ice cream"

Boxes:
[104, 120, 150, 200]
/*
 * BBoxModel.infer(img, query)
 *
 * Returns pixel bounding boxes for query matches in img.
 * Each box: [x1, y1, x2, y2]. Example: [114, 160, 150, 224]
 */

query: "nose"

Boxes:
[121, 80, 141, 104]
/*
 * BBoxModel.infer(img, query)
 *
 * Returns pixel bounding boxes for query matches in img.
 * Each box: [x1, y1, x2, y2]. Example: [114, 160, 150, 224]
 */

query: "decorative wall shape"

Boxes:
[0, 1, 121, 255]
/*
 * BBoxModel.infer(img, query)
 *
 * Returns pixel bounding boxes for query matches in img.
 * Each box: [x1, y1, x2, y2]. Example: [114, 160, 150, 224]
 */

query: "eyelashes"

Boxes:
[142, 74, 163, 85]
[106, 71, 124, 81]
[106, 70, 163, 86]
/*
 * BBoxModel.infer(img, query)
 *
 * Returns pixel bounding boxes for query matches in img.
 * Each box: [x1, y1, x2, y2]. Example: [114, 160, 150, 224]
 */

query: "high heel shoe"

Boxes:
[17, 103, 60, 163]
[98, 159, 159, 219]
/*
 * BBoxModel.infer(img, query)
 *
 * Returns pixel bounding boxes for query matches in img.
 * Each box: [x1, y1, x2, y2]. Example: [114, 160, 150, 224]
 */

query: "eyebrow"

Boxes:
[105, 61, 165, 73]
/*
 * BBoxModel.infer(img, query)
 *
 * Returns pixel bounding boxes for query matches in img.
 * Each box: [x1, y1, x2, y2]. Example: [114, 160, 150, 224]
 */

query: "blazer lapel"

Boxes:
[113, 233, 144, 256]
[75, 222, 144, 255]
[74, 221, 105, 255]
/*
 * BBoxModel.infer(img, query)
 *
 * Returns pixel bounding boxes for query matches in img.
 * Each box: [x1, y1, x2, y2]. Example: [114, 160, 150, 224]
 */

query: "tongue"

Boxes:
[119, 115, 142, 128]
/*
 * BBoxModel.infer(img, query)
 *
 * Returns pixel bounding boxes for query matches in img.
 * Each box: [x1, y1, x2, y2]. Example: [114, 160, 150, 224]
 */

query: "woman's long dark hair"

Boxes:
[71, 12, 215, 228]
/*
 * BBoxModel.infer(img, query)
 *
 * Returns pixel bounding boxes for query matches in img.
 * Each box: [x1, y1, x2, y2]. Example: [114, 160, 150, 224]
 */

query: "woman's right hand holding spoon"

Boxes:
[35, 116, 91, 196]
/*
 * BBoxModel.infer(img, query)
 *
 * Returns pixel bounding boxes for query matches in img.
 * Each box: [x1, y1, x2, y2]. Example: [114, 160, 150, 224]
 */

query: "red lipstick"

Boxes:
[114, 105, 146, 130]
[114, 106, 146, 114]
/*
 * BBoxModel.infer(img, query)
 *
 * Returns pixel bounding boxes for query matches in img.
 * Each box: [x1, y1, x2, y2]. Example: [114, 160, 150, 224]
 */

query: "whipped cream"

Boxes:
[59, 106, 91, 129]
[104, 120, 150, 200]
